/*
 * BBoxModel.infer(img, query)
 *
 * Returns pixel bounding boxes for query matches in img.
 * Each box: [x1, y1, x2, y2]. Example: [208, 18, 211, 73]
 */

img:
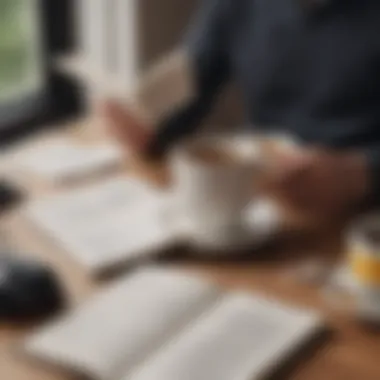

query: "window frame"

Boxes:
[0, 0, 81, 145]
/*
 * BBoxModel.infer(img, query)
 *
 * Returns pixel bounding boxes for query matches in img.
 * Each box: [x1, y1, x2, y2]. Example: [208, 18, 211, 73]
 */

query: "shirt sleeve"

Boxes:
[146, 0, 232, 158]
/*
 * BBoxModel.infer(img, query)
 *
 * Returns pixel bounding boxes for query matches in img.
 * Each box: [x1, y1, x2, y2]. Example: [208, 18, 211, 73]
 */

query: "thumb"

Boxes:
[271, 148, 314, 183]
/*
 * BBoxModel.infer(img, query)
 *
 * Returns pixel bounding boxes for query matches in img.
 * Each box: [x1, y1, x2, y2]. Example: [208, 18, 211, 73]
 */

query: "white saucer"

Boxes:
[173, 199, 283, 256]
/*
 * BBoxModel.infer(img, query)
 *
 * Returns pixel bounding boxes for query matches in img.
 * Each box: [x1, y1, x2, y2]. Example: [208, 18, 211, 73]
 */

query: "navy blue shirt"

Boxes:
[150, 0, 380, 199]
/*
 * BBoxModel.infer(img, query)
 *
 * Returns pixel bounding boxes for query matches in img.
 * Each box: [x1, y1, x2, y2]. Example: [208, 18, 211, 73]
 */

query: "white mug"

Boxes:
[170, 134, 278, 252]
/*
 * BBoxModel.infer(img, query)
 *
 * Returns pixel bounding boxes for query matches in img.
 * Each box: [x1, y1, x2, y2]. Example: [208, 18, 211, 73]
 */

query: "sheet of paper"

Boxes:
[26, 178, 177, 272]
[132, 49, 195, 126]
[14, 139, 125, 184]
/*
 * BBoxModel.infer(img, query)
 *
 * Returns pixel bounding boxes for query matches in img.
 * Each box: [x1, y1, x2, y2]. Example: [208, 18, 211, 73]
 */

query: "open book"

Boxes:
[25, 176, 282, 275]
[25, 177, 181, 275]
[23, 266, 323, 380]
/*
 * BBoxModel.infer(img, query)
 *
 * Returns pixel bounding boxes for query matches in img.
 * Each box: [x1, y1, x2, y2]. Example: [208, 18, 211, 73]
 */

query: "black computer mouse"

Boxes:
[0, 180, 23, 212]
[0, 255, 66, 321]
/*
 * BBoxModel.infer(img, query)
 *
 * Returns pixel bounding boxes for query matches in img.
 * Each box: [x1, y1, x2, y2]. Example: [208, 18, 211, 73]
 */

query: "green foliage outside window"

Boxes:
[0, 0, 42, 102]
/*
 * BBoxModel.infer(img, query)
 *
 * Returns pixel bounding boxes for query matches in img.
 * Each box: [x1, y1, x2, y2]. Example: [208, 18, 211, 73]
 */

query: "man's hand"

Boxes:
[270, 148, 370, 216]
[101, 100, 153, 155]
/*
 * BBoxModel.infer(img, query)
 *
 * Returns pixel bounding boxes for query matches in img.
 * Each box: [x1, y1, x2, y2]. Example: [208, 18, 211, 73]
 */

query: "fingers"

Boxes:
[268, 148, 321, 211]
[101, 99, 127, 139]
[270, 148, 314, 184]
[101, 99, 152, 152]
[101, 99, 144, 134]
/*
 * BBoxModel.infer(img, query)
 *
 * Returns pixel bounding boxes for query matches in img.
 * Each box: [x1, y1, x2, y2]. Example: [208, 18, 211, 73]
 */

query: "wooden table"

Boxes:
[1, 127, 380, 380]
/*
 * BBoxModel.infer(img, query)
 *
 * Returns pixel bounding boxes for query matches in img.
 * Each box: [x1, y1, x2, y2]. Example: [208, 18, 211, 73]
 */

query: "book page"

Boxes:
[129, 293, 322, 380]
[25, 178, 177, 273]
[24, 267, 221, 380]
[13, 139, 125, 184]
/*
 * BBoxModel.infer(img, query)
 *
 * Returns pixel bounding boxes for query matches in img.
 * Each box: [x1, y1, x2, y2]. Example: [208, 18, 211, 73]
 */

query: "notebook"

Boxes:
[13, 139, 125, 185]
[25, 178, 180, 274]
[23, 266, 324, 380]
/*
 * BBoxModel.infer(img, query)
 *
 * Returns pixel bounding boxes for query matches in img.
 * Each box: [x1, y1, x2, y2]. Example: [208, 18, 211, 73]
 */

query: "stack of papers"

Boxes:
[25, 178, 179, 274]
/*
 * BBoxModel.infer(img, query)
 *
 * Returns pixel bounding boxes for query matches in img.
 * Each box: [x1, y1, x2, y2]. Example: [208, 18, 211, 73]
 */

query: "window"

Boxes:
[0, 0, 44, 128]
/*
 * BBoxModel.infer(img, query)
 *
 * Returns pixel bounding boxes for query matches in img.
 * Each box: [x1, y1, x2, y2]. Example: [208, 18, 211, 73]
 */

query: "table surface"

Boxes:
[1, 125, 380, 380]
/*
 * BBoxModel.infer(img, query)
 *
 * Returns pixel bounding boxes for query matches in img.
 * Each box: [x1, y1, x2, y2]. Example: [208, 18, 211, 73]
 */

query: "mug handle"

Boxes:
[242, 198, 283, 245]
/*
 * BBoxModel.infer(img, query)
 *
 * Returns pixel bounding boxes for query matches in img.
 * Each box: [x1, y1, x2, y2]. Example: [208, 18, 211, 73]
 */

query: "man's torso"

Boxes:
[226, 0, 380, 148]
